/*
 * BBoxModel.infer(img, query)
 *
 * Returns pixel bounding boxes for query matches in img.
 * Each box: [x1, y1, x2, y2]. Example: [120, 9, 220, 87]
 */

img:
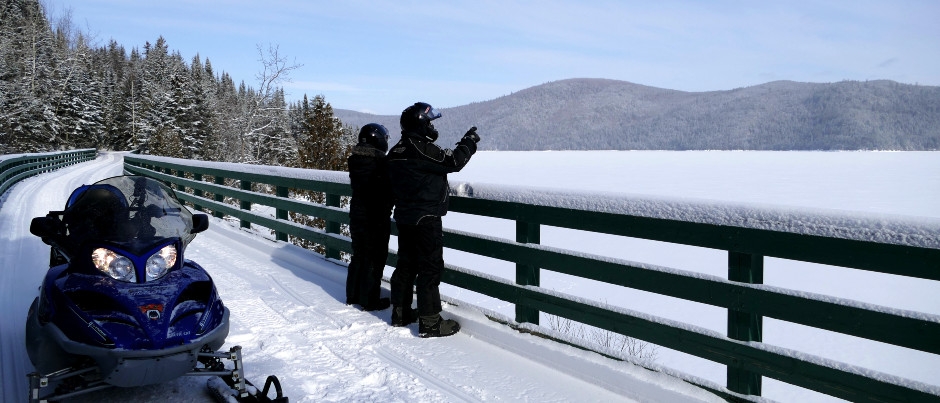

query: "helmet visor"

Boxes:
[426, 107, 442, 121]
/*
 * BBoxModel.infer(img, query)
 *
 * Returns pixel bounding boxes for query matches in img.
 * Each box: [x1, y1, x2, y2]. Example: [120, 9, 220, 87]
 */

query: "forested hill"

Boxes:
[335, 78, 940, 151]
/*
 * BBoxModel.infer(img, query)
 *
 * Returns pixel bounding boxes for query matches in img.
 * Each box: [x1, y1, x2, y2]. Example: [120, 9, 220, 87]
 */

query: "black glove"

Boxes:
[462, 126, 480, 143]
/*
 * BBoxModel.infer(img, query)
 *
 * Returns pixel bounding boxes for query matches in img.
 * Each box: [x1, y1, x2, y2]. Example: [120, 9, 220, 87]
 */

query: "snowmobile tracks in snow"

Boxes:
[268, 274, 347, 327]
[268, 274, 316, 308]
[375, 346, 483, 402]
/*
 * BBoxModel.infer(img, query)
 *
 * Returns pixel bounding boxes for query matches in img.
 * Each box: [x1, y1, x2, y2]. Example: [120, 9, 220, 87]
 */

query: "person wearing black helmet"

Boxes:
[387, 102, 481, 337]
[346, 123, 394, 311]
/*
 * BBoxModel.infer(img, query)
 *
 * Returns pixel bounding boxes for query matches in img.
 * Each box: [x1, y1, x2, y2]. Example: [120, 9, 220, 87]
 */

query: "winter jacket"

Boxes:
[347, 145, 393, 229]
[387, 131, 477, 226]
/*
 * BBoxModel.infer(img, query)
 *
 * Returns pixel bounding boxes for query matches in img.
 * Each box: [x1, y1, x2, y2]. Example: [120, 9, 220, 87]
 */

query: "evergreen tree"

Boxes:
[133, 48, 218, 159]
[209, 72, 242, 162]
[96, 40, 130, 151]
[196, 57, 223, 160]
[1, 0, 60, 152]
[290, 94, 352, 253]
[297, 94, 349, 170]
[53, 32, 104, 149]
[184, 54, 213, 160]
[122, 48, 146, 151]
[167, 56, 196, 158]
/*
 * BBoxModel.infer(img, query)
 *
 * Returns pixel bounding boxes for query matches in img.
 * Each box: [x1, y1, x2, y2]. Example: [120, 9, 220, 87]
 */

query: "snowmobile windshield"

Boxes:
[64, 176, 196, 252]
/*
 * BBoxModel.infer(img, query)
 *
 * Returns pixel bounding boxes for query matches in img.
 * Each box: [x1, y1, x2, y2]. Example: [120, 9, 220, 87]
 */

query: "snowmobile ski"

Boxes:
[208, 374, 288, 403]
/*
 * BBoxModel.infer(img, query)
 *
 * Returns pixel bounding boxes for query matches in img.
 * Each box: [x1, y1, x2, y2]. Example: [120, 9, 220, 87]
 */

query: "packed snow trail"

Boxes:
[0, 153, 720, 402]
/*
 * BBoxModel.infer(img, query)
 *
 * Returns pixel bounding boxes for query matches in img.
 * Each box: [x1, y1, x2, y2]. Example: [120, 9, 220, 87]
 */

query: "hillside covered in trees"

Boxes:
[1, 0, 353, 172]
[337, 78, 940, 151]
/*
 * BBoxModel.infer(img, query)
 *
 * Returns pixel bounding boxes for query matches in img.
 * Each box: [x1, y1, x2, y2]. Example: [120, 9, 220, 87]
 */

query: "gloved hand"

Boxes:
[462, 126, 480, 143]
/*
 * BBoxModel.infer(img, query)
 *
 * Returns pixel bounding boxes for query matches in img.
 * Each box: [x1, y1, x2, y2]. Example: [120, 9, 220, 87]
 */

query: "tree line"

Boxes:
[1, 0, 354, 173]
[2, 0, 359, 255]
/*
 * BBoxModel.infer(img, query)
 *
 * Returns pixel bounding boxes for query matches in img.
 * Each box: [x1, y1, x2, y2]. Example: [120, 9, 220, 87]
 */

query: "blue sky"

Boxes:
[47, 0, 940, 115]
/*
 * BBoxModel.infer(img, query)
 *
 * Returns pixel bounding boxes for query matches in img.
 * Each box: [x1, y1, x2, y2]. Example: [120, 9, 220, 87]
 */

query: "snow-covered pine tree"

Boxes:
[207, 71, 242, 162]
[122, 48, 147, 152]
[297, 94, 348, 171]
[183, 54, 213, 160]
[135, 37, 174, 154]
[95, 40, 132, 151]
[1, 0, 61, 152]
[53, 31, 104, 150]
[198, 57, 227, 161]
[165, 55, 196, 159]
[290, 94, 353, 254]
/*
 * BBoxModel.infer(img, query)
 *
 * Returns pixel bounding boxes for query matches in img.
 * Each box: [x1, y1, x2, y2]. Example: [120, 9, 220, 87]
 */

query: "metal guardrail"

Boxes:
[0, 149, 97, 197]
[124, 153, 940, 403]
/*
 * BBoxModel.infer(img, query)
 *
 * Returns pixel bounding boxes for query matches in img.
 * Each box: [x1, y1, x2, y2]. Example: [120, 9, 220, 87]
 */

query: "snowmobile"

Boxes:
[26, 175, 287, 403]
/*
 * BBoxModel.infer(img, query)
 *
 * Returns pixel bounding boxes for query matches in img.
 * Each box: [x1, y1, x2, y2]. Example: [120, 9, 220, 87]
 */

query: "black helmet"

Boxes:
[400, 102, 442, 141]
[358, 123, 389, 152]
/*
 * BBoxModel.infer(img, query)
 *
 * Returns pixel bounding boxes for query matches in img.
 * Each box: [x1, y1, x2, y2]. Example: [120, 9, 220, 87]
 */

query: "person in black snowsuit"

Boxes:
[387, 102, 480, 338]
[346, 123, 394, 311]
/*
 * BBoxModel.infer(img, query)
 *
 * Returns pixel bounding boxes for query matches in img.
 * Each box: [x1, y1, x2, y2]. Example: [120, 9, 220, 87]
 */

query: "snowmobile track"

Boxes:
[375, 346, 482, 402]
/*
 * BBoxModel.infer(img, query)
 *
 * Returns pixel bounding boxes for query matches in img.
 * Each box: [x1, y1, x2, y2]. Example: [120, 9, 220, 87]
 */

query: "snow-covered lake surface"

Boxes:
[437, 150, 940, 403]
[1, 150, 938, 402]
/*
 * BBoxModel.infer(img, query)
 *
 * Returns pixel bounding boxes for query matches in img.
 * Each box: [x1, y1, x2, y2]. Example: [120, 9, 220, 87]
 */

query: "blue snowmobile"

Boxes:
[26, 175, 286, 403]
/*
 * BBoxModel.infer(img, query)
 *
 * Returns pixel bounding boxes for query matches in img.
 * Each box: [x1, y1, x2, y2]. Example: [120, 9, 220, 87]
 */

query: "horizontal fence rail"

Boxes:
[0, 149, 97, 197]
[123, 154, 940, 403]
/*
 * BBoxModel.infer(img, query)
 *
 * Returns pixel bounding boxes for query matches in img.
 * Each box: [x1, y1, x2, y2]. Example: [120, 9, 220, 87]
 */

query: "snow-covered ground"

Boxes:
[1, 150, 938, 402]
[0, 153, 723, 402]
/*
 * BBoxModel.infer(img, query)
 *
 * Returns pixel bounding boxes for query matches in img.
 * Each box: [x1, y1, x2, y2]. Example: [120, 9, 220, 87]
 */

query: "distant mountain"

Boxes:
[334, 78, 940, 151]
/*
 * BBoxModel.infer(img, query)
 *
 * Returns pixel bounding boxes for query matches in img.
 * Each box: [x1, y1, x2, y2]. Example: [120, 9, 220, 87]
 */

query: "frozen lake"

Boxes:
[431, 150, 940, 402]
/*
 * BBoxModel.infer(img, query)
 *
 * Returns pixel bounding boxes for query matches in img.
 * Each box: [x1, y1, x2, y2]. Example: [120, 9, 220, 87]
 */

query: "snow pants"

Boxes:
[390, 216, 444, 316]
[346, 218, 391, 306]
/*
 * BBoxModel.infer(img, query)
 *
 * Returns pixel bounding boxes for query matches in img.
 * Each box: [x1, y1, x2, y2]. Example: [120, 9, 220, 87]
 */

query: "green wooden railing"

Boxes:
[0, 149, 97, 197]
[123, 154, 940, 403]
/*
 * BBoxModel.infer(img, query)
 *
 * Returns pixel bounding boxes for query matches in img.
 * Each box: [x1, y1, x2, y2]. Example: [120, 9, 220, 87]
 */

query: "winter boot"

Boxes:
[390, 305, 418, 327]
[418, 314, 460, 338]
[362, 297, 390, 312]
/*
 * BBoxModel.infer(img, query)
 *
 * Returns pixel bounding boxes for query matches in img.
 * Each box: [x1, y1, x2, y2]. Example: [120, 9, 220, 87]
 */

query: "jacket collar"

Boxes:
[351, 144, 387, 157]
[402, 130, 431, 143]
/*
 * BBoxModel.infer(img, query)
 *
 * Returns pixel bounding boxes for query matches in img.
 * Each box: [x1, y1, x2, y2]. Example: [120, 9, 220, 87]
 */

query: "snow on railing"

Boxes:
[0, 149, 97, 198]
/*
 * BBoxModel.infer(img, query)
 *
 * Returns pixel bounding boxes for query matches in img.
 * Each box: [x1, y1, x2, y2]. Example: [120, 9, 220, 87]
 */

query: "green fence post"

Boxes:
[240, 180, 252, 229]
[162, 167, 173, 187]
[213, 176, 225, 219]
[276, 186, 288, 242]
[325, 193, 341, 260]
[193, 173, 204, 211]
[727, 251, 764, 396]
[515, 220, 541, 324]
[175, 169, 186, 193]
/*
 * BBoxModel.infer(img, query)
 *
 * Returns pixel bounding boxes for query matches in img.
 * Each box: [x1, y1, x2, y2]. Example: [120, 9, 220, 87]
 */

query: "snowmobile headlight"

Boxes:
[92, 248, 136, 282]
[145, 244, 177, 281]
